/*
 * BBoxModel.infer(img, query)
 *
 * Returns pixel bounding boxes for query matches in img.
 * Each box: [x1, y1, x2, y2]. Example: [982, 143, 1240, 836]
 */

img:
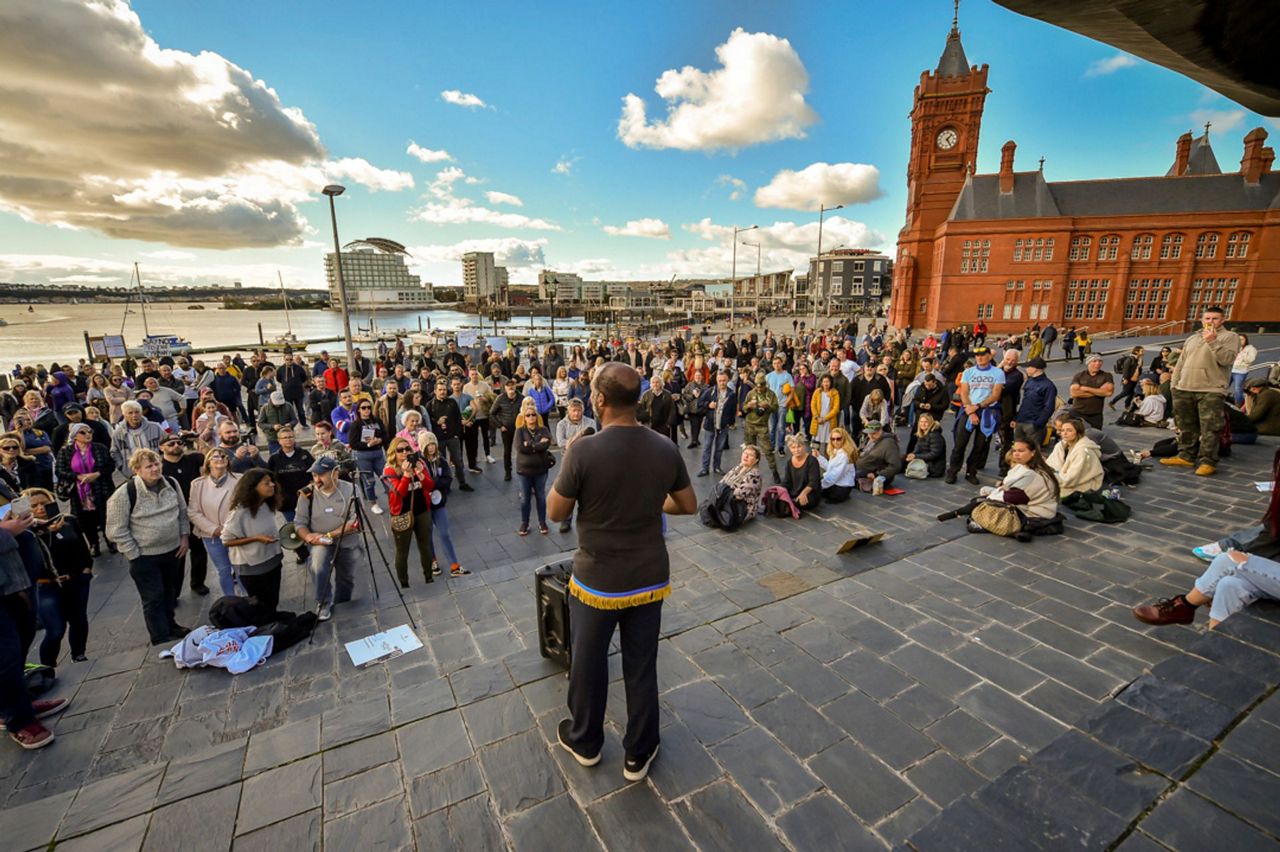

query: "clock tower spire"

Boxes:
[890, 4, 990, 330]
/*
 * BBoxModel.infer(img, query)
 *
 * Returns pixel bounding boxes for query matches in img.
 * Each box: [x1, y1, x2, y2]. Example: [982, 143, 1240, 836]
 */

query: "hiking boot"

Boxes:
[964, 472, 980, 486]
[944, 471, 957, 484]
[557, 719, 601, 767]
[623, 745, 660, 782]
[1132, 595, 1196, 626]
[9, 721, 54, 750]
[1160, 457, 1194, 468]
[1195, 464, 1216, 476]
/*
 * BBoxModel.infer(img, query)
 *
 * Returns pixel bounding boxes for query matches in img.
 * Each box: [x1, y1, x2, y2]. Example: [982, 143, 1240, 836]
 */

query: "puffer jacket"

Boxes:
[912, 427, 947, 478]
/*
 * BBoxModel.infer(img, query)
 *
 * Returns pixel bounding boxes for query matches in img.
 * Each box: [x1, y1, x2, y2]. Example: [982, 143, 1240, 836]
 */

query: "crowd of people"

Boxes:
[0, 305, 1272, 753]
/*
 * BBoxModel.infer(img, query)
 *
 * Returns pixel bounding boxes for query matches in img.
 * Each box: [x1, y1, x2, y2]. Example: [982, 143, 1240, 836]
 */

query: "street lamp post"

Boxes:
[742, 239, 761, 323]
[322, 184, 357, 379]
[731, 224, 758, 331]
[812, 203, 843, 331]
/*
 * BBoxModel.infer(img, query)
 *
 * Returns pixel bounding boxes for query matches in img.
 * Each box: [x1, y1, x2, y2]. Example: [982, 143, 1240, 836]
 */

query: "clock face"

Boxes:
[936, 128, 958, 150]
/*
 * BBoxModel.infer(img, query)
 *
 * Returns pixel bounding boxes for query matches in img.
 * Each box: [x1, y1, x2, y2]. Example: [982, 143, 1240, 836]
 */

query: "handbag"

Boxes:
[970, 500, 1024, 537]
[390, 510, 414, 533]
[904, 458, 929, 480]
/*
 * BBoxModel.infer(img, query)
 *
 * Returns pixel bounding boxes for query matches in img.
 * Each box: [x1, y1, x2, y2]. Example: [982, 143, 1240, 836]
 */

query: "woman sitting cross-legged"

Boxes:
[903, 412, 946, 479]
[717, 445, 763, 524]
[816, 426, 858, 503]
[1133, 549, 1280, 629]
[782, 434, 822, 515]
[938, 439, 1063, 539]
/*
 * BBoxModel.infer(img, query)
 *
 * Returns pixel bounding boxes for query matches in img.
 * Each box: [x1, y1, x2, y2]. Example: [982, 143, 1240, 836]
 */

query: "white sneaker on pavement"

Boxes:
[486, 455, 496, 464]
[369, 504, 384, 515]
[317, 604, 332, 621]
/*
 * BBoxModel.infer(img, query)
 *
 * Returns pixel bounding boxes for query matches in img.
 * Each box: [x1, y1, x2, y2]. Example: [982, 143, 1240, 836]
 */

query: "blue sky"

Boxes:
[0, 0, 1274, 292]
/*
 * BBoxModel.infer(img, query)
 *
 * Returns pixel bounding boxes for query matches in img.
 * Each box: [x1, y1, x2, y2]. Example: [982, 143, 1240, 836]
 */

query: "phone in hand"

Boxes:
[9, 496, 31, 519]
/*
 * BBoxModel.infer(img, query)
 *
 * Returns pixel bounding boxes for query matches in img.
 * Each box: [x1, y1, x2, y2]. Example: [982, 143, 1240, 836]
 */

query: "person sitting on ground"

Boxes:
[816, 426, 858, 503]
[1117, 377, 1167, 427]
[1191, 449, 1280, 563]
[938, 439, 1062, 537]
[782, 434, 822, 514]
[858, 420, 903, 491]
[1243, 377, 1280, 436]
[903, 412, 946, 478]
[1132, 548, 1280, 629]
[859, 388, 890, 430]
[718, 445, 762, 523]
[1045, 415, 1103, 498]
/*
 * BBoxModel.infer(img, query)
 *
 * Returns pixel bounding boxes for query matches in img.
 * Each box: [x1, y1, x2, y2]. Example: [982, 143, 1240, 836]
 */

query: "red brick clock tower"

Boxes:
[890, 16, 989, 330]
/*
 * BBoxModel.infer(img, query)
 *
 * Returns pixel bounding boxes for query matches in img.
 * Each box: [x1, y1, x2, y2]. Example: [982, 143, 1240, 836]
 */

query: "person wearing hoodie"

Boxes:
[1014, 357, 1058, 448]
[1045, 416, 1102, 498]
[859, 420, 903, 489]
[1162, 305, 1240, 476]
[44, 372, 77, 421]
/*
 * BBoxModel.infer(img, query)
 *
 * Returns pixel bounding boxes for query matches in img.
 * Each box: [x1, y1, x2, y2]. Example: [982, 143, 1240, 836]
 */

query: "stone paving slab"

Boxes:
[2, 353, 1278, 849]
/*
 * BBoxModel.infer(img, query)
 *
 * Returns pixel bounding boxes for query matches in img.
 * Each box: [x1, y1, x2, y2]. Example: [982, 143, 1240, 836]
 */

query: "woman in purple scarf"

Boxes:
[54, 423, 116, 556]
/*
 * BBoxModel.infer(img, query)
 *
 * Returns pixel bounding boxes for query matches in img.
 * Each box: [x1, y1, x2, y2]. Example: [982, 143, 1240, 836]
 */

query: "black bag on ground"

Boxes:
[1061, 489, 1131, 523]
[1150, 436, 1178, 458]
[259, 613, 319, 655]
[536, 560, 572, 668]
[699, 482, 745, 531]
[1101, 454, 1142, 486]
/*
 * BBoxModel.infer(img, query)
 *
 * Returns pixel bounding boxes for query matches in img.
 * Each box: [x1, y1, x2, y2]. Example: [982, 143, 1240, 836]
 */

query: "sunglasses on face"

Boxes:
[396, 447, 411, 454]
[359, 405, 372, 410]
[0, 444, 18, 452]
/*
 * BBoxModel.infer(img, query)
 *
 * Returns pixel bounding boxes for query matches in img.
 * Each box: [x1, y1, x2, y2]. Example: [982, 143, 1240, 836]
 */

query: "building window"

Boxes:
[1159, 234, 1183, 259]
[1016, 280, 1026, 290]
[1195, 232, 1218, 259]
[1188, 278, 1238, 320]
[1099, 235, 1120, 261]
[961, 239, 989, 273]
[1002, 304, 1012, 320]
[1069, 236, 1092, 261]
[1131, 234, 1154, 260]
[832, 261, 844, 272]
[1226, 231, 1251, 258]
[1067, 278, 1109, 321]
[851, 277, 864, 295]
[853, 261, 864, 271]
[1044, 238, 1054, 261]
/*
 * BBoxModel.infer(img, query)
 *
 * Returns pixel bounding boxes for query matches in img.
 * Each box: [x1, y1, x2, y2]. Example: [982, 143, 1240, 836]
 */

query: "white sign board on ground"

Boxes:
[344, 624, 423, 667]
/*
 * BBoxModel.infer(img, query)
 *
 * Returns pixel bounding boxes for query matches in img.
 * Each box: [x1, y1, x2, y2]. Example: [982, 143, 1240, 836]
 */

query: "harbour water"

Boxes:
[0, 302, 593, 367]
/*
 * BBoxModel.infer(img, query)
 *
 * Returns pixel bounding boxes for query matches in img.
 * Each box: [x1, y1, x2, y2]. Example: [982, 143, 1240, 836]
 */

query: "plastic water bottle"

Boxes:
[1103, 485, 1121, 500]
[873, 475, 885, 496]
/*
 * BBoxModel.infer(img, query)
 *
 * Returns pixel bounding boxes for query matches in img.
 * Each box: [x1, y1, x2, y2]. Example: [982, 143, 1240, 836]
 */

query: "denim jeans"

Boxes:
[1196, 551, 1280, 623]
[37, 574, 91, 667]
[442, 437, 468, 487]
[353, 448, 387, 501]
[1230, 371, 1248, 407]
[0, 593, 35, 732]
[699, 428, 730, 473]
[431, 506, 458, 566]
[519, 472, 548, 529]
[310, 544, 359, 609]
[768, 411, 785, 452]
[203, 537, 241, 598]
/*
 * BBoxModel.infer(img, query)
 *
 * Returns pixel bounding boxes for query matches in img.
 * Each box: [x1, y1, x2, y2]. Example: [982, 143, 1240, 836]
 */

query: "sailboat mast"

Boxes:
[134, 262, 151, 337]
[278, 271, 293, 334]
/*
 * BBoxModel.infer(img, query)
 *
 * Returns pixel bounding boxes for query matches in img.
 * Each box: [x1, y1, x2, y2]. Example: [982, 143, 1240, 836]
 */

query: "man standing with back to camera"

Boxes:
[548, 362, 696, 782]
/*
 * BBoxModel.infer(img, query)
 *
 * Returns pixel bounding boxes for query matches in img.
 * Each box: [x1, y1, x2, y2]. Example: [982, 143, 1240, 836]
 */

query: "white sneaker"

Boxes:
[369, 504, 384, 515]
[486, 455, 496, 464]
[317, 603, 332, 622]
[1192, 543, 1221, 562]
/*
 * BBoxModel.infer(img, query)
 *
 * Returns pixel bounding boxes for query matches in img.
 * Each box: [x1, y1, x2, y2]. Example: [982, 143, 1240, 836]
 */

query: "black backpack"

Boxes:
[699, 483, 745, 531]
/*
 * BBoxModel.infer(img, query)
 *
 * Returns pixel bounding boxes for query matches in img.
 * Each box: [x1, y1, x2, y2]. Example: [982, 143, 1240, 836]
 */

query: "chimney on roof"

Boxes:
[1241, 127, 1269, 184]
[1262, 147, 1275, 176]
[999, 141, 1016, 194]
[1173, 131, 1193, 176]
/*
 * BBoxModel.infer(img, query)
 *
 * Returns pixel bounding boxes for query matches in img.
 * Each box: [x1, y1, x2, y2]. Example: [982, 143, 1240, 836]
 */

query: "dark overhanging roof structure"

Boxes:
[994, 0, 1280, 116]
[342, 237, 411, 256]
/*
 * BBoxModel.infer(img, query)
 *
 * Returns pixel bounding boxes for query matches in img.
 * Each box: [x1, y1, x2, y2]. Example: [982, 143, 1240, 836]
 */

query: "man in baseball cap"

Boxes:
[294, 455, 358, 621]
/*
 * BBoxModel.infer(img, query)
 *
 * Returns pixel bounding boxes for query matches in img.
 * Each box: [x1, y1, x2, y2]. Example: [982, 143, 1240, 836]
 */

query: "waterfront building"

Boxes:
[889, 16, 1280, 333]
[807, 250, 890, 315]
[463, 252, 498, 302]
[324, 242, 432, 309]
[538, 271, 583, 303]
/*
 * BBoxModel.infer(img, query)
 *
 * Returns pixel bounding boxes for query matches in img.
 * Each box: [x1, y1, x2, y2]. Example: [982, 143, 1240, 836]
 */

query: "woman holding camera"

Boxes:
[26, 487, 93, 668]
[383, 436, 436, 587]
[220, 469, 284, 611]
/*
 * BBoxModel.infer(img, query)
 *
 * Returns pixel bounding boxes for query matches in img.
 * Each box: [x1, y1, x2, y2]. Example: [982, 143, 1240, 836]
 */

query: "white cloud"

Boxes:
[1084, 53, 1138, 78]
[717, 174, 747, 200]
[140, 249, 197, 261]
[684, 216, 885, 254]
[1190, 108, 1247, 134]
[552, 157, 578, 175]
[603, 218, 671, 240]
[411, 167, 559, 230]
[617, 28, 818, 151]
[484, 191, 524, 207]
[441, 89, 488, 109]
[0, 252, 315, 289]
[406, 141, 452, 163]
[0, 0, 411, 249]
[753, 162, 883, 211]
[406, 237, 548, 268]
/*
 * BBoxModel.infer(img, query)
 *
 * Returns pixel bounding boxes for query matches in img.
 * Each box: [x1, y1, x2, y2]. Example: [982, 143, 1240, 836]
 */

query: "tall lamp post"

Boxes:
[730, 224, 758, 331]
[812, 203, 843, 330]
[323, 184, 357, 378]
[741, 239, 761, 322]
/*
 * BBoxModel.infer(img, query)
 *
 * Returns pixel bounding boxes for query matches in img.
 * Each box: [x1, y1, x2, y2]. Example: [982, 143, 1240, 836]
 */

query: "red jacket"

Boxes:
[324, 366, 350, 393]
[383, 463, 434, 516]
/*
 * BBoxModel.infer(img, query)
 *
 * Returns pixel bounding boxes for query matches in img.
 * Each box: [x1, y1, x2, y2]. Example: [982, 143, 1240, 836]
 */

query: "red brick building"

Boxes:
[889, 21, 1280, 334]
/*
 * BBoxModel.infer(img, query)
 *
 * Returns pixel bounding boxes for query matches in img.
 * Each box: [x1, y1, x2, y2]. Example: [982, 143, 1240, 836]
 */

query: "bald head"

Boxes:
[594, 362, 640, 410]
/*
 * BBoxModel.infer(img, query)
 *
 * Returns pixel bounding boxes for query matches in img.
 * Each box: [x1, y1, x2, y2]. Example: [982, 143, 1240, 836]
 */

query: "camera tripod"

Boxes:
[305, 483, 418, 642]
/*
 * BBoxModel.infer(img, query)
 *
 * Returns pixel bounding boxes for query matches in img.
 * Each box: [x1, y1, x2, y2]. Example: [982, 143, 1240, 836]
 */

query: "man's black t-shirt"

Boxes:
[553, 424, 690, 604]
